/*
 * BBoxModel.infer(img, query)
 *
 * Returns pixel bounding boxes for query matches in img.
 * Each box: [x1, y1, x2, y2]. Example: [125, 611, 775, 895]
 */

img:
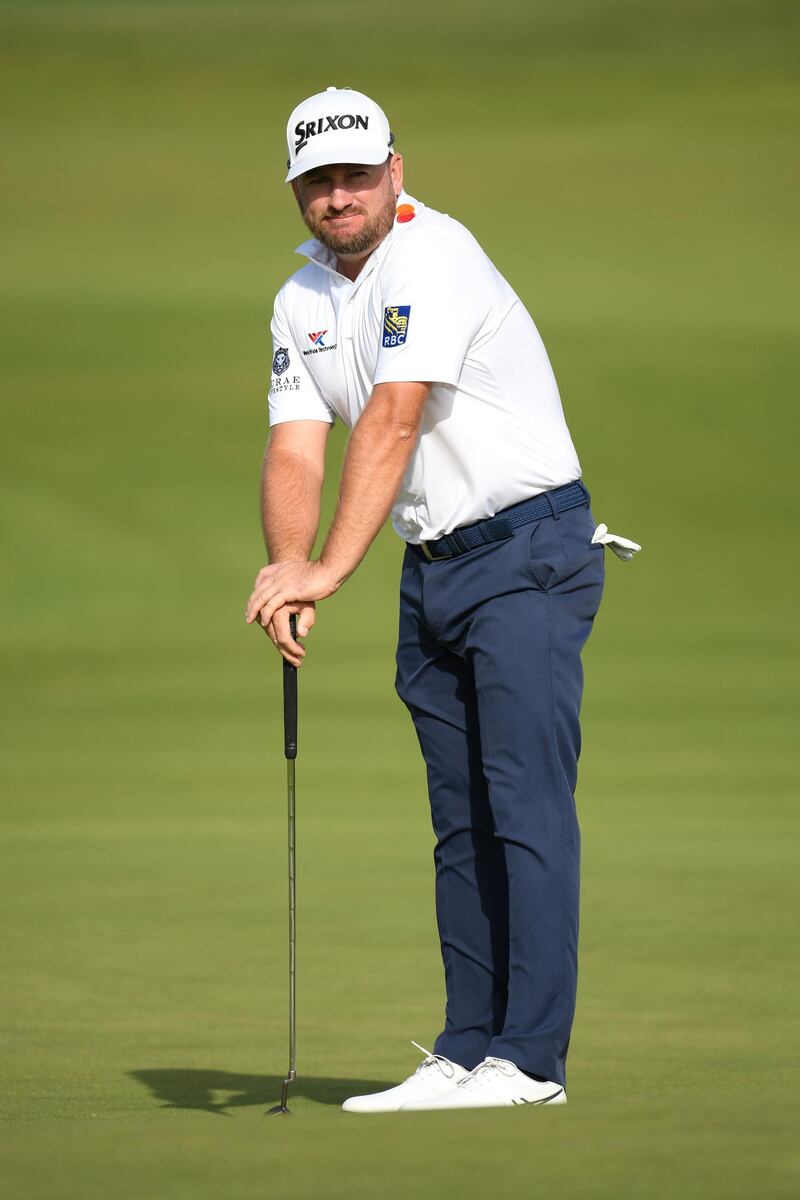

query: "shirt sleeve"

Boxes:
[268, 293, 336, 427]
[372, 226, 491, 388]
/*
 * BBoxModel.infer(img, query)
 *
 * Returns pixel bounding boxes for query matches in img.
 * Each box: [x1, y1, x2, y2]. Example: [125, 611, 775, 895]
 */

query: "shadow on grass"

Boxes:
[130, 1069, 396, 1114]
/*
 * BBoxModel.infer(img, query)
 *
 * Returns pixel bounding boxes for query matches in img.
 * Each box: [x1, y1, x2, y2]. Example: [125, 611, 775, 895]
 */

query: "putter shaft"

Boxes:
[284, 755, 296, 1093]
[269, 619, 298, 1115]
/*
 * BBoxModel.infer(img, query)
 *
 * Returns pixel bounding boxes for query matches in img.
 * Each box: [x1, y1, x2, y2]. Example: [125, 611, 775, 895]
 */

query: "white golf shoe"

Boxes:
[400, 1056, 566, 1110]
[342, 1042, 469, 1113]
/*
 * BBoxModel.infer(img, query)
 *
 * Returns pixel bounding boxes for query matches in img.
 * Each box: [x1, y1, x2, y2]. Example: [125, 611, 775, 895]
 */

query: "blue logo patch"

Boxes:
[382, 305, 411, 348]
[272, 347, 290, 375]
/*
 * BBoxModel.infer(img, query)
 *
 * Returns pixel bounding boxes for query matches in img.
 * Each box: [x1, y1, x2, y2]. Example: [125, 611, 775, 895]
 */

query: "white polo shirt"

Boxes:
[268, 191, 581, 543]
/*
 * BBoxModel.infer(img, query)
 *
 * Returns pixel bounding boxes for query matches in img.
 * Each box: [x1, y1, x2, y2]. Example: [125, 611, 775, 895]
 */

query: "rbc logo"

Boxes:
[383, 305, 411, 348]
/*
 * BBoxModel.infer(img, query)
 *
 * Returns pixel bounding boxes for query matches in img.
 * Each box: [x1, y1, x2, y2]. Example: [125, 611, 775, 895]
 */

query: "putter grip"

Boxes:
[283, 614, 298, 760]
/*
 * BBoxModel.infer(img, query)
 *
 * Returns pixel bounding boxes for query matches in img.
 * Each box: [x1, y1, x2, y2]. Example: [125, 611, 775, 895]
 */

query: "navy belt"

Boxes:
[417, 480, 590, 562]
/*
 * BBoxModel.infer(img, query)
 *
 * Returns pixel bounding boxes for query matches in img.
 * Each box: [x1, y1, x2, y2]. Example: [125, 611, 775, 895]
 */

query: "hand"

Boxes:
[245, 560, 338, 658]
[260, 602, 316, 667]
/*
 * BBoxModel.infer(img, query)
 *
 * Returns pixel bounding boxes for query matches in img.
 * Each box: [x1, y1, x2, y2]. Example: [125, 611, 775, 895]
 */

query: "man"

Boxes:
[246, 86, 639, 1111]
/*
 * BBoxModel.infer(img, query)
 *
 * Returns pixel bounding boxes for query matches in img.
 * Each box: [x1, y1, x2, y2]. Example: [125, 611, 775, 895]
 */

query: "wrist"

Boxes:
[316, 553, 349, 594]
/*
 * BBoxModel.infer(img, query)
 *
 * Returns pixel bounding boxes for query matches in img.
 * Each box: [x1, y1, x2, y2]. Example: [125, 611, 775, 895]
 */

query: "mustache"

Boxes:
[322, 206, 365, 219]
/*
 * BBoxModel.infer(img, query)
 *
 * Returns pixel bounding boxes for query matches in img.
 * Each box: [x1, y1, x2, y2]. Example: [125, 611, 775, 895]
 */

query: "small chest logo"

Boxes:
[383, 305, 411, 348]
[302, 329, 337, 357]
[272, 347, 290, 375]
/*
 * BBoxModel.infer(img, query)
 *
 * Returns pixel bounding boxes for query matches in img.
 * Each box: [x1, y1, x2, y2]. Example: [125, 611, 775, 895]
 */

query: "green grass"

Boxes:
[1, 1, 799, 1196]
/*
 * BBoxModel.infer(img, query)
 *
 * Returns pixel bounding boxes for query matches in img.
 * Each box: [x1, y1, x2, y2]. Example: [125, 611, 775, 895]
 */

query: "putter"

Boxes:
[267, 613, 299, 1116]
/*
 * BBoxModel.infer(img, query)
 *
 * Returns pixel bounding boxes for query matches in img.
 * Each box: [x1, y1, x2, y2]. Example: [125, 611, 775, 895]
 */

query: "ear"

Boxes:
[389, 153, 404, 198]
[291, 178, 305, 215]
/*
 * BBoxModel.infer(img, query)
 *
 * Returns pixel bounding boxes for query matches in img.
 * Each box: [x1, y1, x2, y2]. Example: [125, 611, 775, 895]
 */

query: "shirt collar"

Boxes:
[294, 191, 422, 284]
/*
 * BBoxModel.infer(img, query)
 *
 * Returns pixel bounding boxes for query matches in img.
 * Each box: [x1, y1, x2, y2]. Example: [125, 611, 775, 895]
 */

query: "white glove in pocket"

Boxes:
[591, 523, 642, 561]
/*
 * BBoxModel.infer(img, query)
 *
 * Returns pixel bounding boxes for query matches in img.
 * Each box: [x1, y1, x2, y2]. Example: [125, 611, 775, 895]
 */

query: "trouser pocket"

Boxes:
[526, 505, 604, 592]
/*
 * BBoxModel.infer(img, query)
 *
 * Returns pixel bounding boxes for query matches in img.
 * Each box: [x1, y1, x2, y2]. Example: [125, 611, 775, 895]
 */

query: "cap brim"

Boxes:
[285, 142, 391, 183]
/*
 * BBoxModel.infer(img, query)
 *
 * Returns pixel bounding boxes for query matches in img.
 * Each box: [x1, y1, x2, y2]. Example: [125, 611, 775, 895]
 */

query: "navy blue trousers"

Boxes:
[395, 492, 604, 1088]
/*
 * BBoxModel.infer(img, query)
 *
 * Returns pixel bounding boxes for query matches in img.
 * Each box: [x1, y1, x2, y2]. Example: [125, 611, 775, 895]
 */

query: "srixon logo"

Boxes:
[295, 113, 369, 152]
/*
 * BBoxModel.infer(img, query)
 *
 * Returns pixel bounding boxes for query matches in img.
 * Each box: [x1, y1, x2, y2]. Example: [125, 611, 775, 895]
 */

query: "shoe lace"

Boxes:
[410, 1040, 457, 1080]
[458, 1056, 516, 1090]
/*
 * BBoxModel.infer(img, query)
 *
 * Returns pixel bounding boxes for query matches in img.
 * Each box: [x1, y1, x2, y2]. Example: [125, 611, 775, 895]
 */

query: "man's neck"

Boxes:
[335, 250, 373, 282]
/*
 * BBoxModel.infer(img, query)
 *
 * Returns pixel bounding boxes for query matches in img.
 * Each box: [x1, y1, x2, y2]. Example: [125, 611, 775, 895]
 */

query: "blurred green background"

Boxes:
[1, 1, 798, 1196]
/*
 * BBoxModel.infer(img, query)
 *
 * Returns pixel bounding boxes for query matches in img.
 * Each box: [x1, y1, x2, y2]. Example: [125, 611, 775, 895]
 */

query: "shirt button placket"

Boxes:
[339, 293, 356, 417]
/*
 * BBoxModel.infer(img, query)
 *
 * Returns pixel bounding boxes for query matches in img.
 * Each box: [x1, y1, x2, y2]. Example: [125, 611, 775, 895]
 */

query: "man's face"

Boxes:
[293, 156, 403, 259]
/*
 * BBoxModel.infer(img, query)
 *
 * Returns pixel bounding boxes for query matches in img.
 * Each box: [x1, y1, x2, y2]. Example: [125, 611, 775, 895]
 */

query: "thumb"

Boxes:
[297, 605, 316, 637]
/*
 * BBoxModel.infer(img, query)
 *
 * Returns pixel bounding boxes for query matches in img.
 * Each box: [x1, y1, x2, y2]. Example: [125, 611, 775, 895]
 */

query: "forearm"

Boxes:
[245, 388, 426, 647]
[320, 383, 427, 586]
[261, 443, 323, 561]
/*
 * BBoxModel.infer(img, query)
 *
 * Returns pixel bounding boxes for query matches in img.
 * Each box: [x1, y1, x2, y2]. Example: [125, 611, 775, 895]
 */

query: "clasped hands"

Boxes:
[245, 558, 339, 666]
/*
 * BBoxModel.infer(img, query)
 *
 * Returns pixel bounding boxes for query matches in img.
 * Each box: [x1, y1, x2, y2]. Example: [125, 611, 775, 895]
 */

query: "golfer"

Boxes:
[246, 87, 638, 1110]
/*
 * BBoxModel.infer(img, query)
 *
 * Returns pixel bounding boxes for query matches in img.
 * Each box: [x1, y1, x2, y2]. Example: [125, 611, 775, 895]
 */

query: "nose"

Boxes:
[328, 186, 356, 211]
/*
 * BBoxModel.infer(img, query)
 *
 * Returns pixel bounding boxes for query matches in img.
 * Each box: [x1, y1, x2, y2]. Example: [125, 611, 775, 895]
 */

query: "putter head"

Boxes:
[266, 1075, 293, 1115]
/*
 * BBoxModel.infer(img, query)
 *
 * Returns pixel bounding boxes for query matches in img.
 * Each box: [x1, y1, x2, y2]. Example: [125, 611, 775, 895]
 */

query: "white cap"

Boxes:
[285, 86, 394, 183]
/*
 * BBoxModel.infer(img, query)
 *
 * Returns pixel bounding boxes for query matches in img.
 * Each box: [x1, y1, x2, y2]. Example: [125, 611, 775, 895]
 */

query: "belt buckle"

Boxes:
[420, 540, 451, 561]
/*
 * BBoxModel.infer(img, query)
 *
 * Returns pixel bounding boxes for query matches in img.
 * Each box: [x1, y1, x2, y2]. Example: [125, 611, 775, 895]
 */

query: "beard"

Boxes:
[303, 181, 397, 257]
